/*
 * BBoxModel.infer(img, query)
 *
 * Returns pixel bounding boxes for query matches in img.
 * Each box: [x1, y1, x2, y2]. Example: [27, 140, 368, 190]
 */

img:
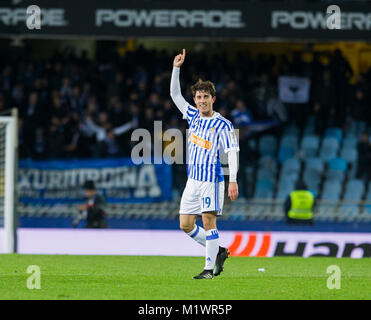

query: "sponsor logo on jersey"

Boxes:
[190, 133, 212, 150]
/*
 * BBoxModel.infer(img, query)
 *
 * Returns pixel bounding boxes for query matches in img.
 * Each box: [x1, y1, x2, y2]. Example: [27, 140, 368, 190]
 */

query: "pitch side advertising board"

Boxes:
[1, 229, 370, 258]
[18, 158, 172, 204]
[0, 0, 371, 40]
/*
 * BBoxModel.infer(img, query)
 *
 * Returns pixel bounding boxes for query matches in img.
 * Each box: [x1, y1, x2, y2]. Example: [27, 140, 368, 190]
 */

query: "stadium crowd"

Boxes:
[0, 44, 371, 178]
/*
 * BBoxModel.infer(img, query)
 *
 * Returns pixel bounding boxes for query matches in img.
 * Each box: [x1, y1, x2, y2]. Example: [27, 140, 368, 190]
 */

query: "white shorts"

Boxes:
[179, 178, 225, 216]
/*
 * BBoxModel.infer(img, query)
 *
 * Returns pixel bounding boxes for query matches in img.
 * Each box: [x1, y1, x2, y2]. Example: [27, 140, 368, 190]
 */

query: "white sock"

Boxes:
[205, 229, 219, 270]
[186, 224, 206, 247]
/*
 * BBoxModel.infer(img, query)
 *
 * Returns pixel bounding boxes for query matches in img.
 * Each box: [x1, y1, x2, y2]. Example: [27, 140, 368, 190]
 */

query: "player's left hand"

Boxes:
[228, 182, 239, 201]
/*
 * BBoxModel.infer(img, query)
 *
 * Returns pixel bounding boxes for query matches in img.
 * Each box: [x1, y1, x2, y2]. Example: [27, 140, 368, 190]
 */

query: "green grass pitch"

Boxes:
[0, 254, 370, 300]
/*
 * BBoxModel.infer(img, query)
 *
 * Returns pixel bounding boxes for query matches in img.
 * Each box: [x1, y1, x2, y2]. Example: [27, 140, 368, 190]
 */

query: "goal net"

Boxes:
[0, 110, 17, 254]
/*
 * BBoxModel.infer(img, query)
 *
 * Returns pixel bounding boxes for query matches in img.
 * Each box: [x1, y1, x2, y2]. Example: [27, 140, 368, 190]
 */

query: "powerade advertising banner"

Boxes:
[5, 229, 370, 258]
[0, 1, 371, 40]
[19, 158, 172, 204]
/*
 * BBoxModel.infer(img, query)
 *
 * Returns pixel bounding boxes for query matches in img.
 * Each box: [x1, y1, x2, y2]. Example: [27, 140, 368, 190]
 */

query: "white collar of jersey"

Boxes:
[199, 111, 219, 119]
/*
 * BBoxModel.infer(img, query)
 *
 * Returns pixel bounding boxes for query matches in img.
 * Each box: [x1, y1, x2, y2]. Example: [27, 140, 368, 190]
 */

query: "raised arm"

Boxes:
[170, 49, 189, 119]
[81, 116, 104, 138]
[113, 116, 138, 136]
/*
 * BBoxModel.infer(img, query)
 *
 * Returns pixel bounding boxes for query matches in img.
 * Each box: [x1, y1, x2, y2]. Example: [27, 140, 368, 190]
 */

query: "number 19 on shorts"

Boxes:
[202, 197, 211, 209]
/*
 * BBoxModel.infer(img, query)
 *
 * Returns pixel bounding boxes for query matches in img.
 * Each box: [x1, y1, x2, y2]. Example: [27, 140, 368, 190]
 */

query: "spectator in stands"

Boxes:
[329, 49, 353, 125]
[351, 88, 369, 123]
[72, 180, 108, 228]
[46, 121, 67, 159]
[356, 132, 371, 182]
[95, 128, 121, 157]
[312, 69, 336, 134]
[284, 180, 315, 225]
[32, 128, 46, 159]
[231, 99, 253, 127]
[81, 113, 138, 147]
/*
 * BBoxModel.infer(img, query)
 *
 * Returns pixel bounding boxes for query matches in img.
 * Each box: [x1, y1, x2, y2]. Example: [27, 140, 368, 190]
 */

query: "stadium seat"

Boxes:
[303, 158, 323, 191]
[304, 181, 320, 196]
[343, 191, 363, 202]
[278, 175, 295, 188]
[319, 148, 337, 163]
[321, 192, 341, 201]
[279, 158, 300, 185]
[340, 148, 357, 165]
[280, 135, 299, 149]
[346, 121, 365, 137]
[322, 180, 342, 198]
[321, 137, 339, 151]
[277, 146, 296, 164]
[303, 169, 321, 184]
[276, 190, 290, 200]
[319, 138, 339, 162]
[258, 156, 277, 172]
[324, 157, 347, 182]
[257, 168, 276, 183]
[343, 179, 364, 202]
[344, 179, 365, 197]
[300, 135, 319, 157]
[278, 172, 298, 187]
[325, 128, 343, 143]
[304, 157, 324, 172]
[325, 171, 345, 183]
[258, 135, 277, 157]
[255, 179, 274, 191]
[254, 189, 274, 199]
[342, 136, 358, 149]
[276, 179, 295, 200]
[254, 179, 275, 199]
[328, 157, 347, 171]
[281, 158, 301, 174]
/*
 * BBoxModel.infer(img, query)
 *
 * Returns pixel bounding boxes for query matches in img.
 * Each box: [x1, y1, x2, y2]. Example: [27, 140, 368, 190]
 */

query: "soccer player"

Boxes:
[170, 49, 239, 279]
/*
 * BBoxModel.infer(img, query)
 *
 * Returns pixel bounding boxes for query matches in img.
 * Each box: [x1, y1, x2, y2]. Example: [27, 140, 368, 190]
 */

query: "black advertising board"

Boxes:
[0, 0, 371, 41]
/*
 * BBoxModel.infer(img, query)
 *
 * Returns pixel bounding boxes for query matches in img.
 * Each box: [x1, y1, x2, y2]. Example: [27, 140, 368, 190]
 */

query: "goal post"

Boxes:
[0, 109, 18, 254]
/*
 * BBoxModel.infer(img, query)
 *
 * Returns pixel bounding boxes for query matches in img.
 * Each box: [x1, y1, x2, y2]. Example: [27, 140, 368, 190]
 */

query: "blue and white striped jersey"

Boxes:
[185, 105, 239, 183]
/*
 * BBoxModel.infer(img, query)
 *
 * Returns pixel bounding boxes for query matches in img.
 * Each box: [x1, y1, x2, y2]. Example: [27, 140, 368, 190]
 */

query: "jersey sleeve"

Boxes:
[170, 66, 194, 121]
[185, 105, 199, 124]
[220, 121, 240, 153]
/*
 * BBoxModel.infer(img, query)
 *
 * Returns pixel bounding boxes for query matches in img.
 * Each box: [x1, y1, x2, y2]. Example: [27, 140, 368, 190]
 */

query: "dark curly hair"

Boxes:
[190, 79, 216, 97]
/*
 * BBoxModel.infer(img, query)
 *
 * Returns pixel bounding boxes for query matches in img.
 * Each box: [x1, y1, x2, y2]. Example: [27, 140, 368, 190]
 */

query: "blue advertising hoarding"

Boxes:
[19, 158, 172, 204]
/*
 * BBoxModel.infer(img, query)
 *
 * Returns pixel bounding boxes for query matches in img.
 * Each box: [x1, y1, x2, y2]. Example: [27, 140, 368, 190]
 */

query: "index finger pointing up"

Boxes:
[182, 48, 186, 57]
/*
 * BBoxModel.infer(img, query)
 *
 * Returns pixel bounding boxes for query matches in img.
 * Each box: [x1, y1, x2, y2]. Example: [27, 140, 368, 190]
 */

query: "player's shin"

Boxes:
[187, 224, 206, 247]
[205, 229, 219, 270]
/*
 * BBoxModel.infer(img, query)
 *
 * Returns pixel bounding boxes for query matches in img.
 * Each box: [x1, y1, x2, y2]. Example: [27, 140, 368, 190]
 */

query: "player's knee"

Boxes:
[179, 221, 194, 233]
